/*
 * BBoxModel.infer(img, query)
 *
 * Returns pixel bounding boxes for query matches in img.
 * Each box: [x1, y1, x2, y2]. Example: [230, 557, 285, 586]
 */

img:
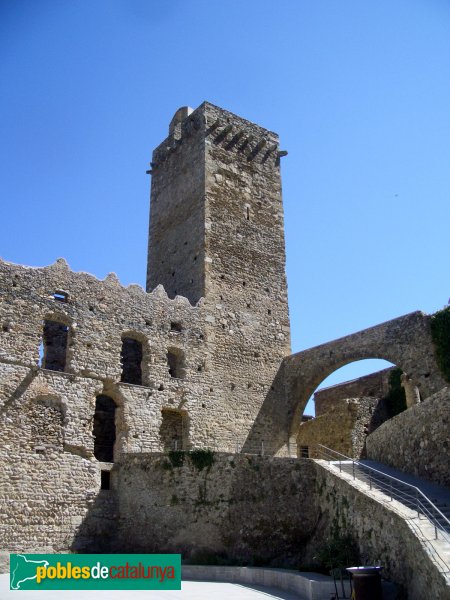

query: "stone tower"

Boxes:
[147, 102, 289, 323]
[147, 102, 292, 453]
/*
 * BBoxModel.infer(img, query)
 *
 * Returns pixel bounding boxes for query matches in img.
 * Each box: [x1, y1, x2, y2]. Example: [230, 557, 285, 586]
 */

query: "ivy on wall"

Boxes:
[430, 306, 450, 383]
[167, 449, 215, 470]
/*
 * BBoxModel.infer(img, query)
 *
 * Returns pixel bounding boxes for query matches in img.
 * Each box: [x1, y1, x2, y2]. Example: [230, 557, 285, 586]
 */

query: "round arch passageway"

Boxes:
[303, 358, 395, 416]
[243, 311, 446, 457]
[282, 311, 446, 446]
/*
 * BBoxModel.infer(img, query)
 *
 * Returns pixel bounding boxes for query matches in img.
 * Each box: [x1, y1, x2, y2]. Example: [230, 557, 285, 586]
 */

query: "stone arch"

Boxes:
[244, 311, 446, 457]
[288, 353, 407, 438]
[284, 312, 445, 442]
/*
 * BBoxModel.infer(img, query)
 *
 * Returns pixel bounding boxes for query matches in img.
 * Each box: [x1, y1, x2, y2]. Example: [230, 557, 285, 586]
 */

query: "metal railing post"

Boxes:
[314, 443, 450, 565]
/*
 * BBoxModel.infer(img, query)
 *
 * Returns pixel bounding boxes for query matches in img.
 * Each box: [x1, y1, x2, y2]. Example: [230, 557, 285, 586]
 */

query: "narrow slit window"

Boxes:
[246, 206, 250, 221]
[120, 337, 143, 385]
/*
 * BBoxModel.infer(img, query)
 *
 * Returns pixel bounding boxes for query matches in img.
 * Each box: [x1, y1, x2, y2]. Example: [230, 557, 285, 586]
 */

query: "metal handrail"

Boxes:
[315, 444, 450, 543]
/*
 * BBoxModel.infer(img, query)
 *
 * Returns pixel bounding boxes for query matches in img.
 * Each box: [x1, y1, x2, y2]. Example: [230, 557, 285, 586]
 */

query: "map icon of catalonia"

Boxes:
[10, 555, 49, 590]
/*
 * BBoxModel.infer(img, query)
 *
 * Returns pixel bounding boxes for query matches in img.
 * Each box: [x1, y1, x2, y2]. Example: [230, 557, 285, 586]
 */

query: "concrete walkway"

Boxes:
[360, 459, 450, 506]
[0, 574, 302, 600]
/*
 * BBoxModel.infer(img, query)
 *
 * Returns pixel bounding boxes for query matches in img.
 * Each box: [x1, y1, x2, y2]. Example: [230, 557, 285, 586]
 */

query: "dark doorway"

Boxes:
[93, 395, 116, 462]
[41, 320, 69, 371]
[120, 337, 143, 385]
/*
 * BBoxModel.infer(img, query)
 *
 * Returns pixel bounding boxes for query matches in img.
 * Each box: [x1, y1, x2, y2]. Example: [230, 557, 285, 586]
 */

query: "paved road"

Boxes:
[0, 574, 301, 600]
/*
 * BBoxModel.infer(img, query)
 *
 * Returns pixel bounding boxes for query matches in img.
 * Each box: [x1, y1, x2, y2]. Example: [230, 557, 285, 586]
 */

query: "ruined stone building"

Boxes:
[1, 102, 449, 599]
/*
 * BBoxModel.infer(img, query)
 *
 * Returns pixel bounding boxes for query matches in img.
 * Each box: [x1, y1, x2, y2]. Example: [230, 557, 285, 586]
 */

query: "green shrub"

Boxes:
[189, 449, 215, 470]
[430, 307, 450, 382]
[315, 533, 360, 571]
[168, 450, 185, 468]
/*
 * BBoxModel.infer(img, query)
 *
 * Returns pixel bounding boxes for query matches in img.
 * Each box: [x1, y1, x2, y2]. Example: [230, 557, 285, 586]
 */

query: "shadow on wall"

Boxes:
[241, 363, 291, 456]
[71, 472, 118, 553]
[81, 453, 320, 568]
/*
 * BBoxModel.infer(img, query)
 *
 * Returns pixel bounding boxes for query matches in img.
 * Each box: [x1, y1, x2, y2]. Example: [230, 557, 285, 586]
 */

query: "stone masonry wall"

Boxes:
[0, 103, 295, 561]
[0, 257, 202, 561]
[203, 103, 292, 455]
[366, 387, 450, 487]
[113, 453, 318, 567]
[147, 102, 292, 455]
[1, 101, 449, 591]
[297, 397, 388, 459]
[314, 368, 393, 417]
[309, 462, 450, 600]
[0, 363, 106, 562]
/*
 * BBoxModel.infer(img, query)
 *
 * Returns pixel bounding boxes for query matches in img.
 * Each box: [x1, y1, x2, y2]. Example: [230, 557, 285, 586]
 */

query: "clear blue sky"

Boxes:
[1, 0, 449, 413]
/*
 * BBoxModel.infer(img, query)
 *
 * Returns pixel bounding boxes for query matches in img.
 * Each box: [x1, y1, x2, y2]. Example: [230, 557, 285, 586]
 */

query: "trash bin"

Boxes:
[346, 566, 383, 600]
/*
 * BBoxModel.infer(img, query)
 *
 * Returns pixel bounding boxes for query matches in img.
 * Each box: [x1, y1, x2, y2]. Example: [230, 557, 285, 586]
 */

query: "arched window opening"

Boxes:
[120, 337, 143, 385]
[160, 409, 188, 451]
[93, 395, 116, 462]
[40, 319, 69, 372]
[167, 347, 186, 379]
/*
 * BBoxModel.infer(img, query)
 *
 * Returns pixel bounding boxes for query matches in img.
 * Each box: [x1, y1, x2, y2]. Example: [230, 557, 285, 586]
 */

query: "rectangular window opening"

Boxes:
[120, 337, 143, 385]
[54, 291, 69, 303]
[41, 320, 69, 371]
[300, 446, 309, 459]
[101, 470, 111, 490]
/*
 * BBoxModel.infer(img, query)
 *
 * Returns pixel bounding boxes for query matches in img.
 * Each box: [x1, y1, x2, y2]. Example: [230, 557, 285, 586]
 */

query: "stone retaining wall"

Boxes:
[310, 461, 450, 600]
[366, 387, 450, 487]
[113, 453, 318, 567]
[297, 396, 386, 459]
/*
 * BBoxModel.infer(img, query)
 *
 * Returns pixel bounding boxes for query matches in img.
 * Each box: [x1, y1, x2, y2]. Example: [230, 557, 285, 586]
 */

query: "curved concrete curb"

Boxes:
[182, 565, 349, 600]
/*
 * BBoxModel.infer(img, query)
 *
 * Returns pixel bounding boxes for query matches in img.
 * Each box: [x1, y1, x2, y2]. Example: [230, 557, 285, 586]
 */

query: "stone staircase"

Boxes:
[314, 445, 450, 599]
[335, 458, 450, 543]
